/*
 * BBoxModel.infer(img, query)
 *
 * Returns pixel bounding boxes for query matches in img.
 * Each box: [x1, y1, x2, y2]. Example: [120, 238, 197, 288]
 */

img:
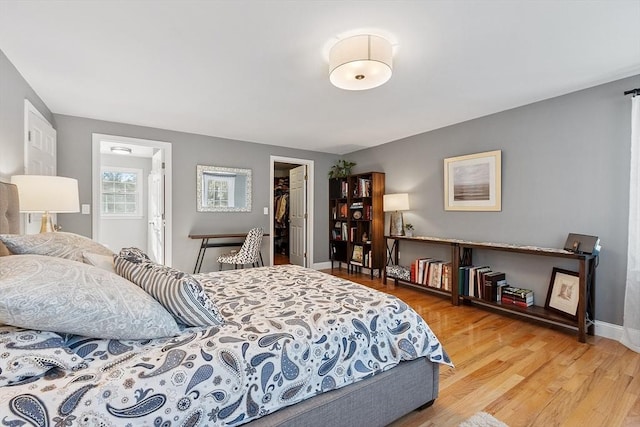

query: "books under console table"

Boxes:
[384, 235, 597, 342]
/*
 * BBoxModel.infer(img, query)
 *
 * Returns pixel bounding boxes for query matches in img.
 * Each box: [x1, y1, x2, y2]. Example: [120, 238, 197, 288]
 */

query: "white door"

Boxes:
[148, 150, 165, 264]
[289, 165, 307, 267]
[24, 105, 57, 234]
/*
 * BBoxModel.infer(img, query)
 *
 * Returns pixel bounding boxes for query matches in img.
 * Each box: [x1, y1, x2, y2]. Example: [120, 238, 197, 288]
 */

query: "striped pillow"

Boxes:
[114, 255, 224, 327]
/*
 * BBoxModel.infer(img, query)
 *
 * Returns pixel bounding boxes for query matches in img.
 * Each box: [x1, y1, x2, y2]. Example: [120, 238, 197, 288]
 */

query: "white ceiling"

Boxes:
[1, 1, 639, 155]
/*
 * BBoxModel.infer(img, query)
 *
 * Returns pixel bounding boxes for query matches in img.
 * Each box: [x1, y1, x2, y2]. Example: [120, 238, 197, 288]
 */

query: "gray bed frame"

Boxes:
[0, 181, 439, 426]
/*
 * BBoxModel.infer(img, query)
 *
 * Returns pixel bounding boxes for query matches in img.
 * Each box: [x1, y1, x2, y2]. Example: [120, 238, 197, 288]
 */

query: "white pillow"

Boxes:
[0, 327, 85, 386]
[0, 232, 113, 263]
[82, 251, 115, 273]
[0, 255, 180, 339]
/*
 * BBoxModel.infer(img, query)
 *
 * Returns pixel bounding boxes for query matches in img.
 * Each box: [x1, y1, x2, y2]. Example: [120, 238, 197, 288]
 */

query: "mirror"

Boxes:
[196, 165, 252, 212]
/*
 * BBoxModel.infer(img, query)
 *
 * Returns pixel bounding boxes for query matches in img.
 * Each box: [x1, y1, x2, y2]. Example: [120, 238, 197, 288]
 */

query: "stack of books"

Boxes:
[458, 266, 507, 301]
[500, 286, 534, 307]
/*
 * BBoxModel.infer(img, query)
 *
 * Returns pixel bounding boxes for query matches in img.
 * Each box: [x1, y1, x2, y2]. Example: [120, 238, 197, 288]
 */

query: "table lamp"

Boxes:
[383, 193, 410, 236]
[11, 175, 80, 233]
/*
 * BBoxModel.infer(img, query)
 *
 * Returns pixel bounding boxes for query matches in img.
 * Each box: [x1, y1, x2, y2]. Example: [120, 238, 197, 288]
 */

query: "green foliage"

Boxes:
[328, 160, 356, 178]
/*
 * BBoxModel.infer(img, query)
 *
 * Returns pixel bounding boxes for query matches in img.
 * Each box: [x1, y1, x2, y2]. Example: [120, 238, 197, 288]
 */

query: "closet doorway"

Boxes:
[270, 156, 314, 267]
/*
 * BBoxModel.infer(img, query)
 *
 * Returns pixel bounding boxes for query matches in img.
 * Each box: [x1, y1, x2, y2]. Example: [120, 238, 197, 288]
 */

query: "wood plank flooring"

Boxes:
[323, 268, 640, 427]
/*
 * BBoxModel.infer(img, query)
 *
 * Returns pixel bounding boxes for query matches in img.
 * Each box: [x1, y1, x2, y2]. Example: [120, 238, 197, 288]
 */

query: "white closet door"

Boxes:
[289, 165, 307, 267]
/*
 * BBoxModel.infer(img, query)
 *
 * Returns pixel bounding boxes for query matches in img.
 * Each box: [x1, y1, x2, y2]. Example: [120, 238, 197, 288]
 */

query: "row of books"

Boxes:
[354, 178, 371, 198]
[458, 265, 506, 302]
[458, 266, 534, 307]
[333, 203, 372, 220]
[410, 258, 452, 291]
[331, 221, 348, 241]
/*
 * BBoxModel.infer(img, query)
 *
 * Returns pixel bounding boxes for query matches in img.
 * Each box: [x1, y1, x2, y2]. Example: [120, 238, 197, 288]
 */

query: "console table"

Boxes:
[189, 232, 268, 273]
[384, 235, 597, 342]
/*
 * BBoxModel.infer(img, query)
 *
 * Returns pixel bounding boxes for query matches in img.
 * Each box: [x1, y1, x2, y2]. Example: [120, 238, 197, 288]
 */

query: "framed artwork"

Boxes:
[444, 150, 501, 211]
[545, 267, 580, 320]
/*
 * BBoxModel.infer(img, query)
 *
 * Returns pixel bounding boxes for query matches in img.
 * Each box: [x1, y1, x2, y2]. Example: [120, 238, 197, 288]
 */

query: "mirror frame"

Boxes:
[196, 165, 252, 212]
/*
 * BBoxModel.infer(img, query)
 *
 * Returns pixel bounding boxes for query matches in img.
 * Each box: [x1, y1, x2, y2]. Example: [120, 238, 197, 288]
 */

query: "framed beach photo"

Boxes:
[545, 267, 580, 320]
[444, 150, 501, 211]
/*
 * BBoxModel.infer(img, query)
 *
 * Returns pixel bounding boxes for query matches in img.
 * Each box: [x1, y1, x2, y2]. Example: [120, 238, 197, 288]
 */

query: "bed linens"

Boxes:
[0, 264, 450, 426]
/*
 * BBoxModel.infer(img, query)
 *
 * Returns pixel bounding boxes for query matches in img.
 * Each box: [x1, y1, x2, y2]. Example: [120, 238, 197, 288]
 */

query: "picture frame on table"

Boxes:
[545, 267, 580, 320]
[444, 150, 501, 211]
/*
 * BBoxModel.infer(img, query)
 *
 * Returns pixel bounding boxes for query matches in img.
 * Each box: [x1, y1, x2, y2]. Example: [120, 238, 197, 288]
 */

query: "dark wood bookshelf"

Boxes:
[329, 172, 385, 278]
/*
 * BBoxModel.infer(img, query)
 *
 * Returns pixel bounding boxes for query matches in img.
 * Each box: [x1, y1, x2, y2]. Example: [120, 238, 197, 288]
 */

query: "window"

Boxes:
[203, 173, 235, 208]
[101, 167, 143, 217]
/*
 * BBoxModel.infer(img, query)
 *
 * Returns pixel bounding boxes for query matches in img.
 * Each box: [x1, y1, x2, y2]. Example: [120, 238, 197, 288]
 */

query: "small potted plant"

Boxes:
[404, 223, 414, 237]
[328, 159, 356, 179]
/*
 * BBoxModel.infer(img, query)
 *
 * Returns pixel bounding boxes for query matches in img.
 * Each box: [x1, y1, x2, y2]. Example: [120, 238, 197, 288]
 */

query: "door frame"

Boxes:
[269, 156, 314, 268]
[92, 133, 173, 266]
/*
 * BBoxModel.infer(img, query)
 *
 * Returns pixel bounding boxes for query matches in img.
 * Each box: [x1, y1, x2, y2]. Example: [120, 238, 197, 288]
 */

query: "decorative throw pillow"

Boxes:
[118, 246, 151, 264]
[82, 251, 115, 273]
[0, 255, 180, 339]
[0, 232, 114, 263]
[0, 327, 86, 386]
[114, 252, 225, 327]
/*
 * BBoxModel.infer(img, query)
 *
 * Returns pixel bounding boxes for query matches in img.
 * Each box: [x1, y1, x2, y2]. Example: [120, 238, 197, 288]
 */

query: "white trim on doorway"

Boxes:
[269, 156, 314, 268]
[92, 133, 173, 266]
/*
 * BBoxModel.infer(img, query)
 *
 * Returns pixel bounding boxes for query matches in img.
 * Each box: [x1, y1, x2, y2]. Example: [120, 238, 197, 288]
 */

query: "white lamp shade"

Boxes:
[383, 193, 410, 212]
[11, 175, 80, 213]
[329, 34, 393, 91]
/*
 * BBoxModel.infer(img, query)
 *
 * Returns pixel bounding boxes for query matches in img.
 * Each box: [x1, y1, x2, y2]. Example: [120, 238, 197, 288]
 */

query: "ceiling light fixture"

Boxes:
[110, 146, 132, 155]
[329, 34, 393, 91]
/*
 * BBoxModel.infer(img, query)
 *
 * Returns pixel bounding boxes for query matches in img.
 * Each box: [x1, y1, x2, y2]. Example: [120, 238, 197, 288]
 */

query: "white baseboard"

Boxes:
[594, 320, 623, 341]
[311, 261, 332, 270]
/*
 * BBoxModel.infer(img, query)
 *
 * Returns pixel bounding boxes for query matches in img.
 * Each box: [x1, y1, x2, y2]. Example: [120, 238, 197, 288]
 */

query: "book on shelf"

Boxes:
[341, 181, 348, 198]
[341, 222, 348, 241]
[428, 262, 444, 288]
[483, 271, 506, 302]
[338, 203, 348, 219]
[350, 201, 364, 209]
[501, 286, 534, 305]
[501, 294, 533, 308]
[442, 262, 452, 291]
[351, 244, 364, 265]
[354, 178, 371, 198]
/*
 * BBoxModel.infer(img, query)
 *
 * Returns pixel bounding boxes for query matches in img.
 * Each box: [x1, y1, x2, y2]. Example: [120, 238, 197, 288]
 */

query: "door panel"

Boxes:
[25, 110, 57, 234]
[289, 165, 307, 267]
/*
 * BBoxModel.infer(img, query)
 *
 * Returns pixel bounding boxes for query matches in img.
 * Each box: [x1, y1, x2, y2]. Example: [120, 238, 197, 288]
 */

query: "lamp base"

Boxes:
[389, 211, 405, 236]
[39, 211, 55, 233]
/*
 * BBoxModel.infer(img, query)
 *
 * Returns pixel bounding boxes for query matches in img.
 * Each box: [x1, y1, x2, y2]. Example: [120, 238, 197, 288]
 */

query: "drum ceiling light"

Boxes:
[329, 34, 393, 91]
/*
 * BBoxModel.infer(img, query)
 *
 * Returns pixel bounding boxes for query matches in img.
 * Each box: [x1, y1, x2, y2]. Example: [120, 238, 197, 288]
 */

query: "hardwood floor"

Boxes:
[323, 268, 640, 427]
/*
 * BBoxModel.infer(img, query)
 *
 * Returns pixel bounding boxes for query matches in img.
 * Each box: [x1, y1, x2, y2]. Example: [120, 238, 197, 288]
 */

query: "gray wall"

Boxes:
[346, 74, 640, 326]
[0, 49, 54, 178]
[54, 114, 338, 272]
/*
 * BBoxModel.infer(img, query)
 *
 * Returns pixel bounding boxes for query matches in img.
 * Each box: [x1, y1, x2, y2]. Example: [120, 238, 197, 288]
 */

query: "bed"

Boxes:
[0, 181, 451, 426]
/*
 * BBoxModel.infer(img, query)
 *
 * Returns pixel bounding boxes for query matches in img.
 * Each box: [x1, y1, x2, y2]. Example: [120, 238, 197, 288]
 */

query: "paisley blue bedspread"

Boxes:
[0, 265, 450, 426]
